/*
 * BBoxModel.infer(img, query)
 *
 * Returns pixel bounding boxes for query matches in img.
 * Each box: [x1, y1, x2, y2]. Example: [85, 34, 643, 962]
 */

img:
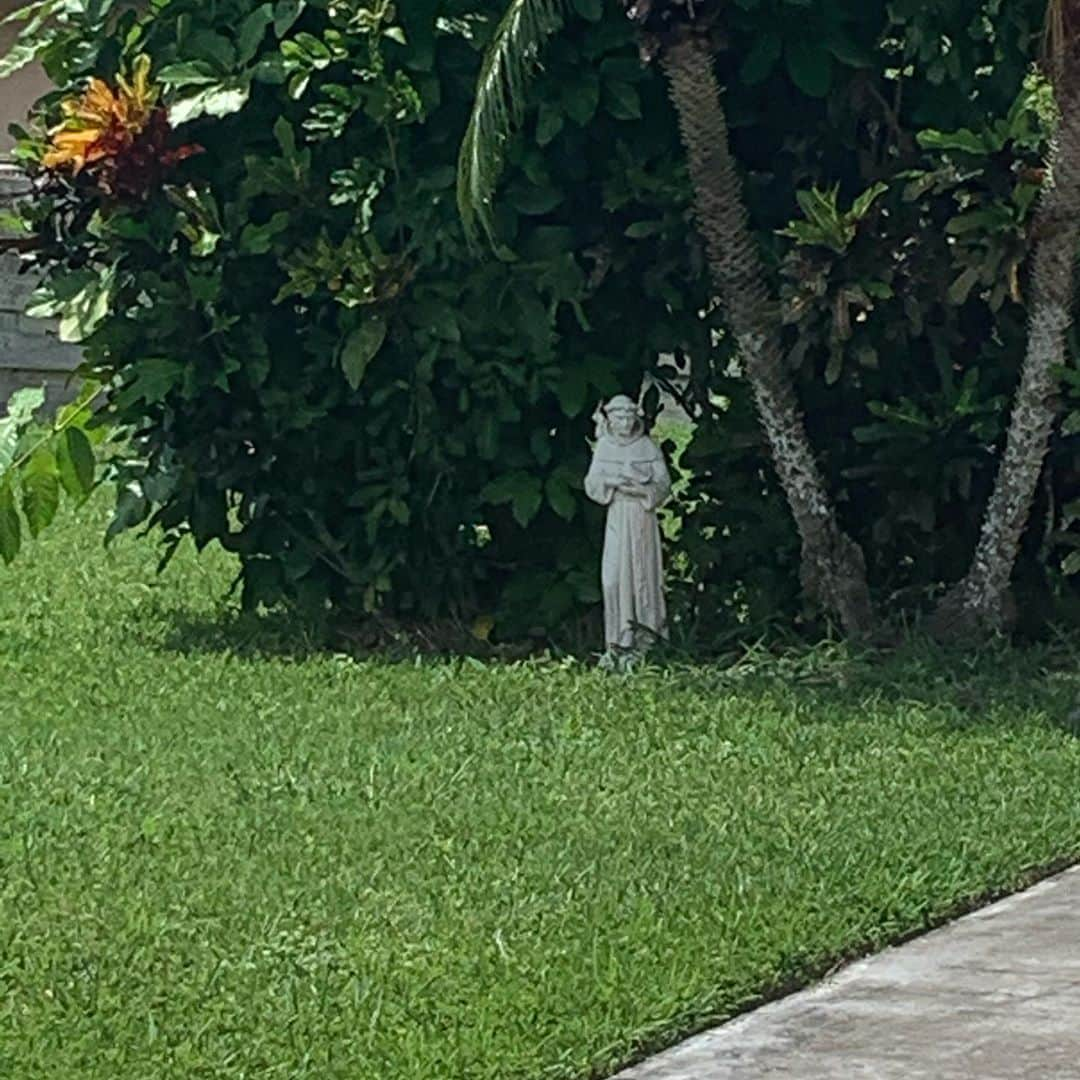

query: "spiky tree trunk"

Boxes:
[661, 34, 876, 639]
[931, 29, 1080, 642]
[457, 0, 875, 638]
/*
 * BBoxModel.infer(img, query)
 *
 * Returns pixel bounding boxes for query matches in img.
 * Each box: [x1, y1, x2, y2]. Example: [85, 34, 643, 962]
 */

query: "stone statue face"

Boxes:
[603, 396, 640, 441]
[608, 406, 637, 438]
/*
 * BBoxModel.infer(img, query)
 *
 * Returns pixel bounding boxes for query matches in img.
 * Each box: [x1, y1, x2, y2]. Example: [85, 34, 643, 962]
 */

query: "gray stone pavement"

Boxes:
[615, 866, 1080, 1080]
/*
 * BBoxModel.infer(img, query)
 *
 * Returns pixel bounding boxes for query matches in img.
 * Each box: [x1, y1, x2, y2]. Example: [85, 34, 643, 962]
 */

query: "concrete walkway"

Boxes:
[615, 866, 1080, 1079]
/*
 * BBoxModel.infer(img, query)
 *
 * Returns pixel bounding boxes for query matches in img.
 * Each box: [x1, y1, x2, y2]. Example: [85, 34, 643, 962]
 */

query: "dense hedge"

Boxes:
[675, 0, 1080, 639]
[6, 0, 1080, 644]
[8, 0, 709, 640]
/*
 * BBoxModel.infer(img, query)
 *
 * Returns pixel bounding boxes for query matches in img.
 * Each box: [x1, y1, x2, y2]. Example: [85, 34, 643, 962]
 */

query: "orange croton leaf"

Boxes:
[41, 129, 105, 172]
[44, 56, 159, 173]
[42, 55, 201, 199]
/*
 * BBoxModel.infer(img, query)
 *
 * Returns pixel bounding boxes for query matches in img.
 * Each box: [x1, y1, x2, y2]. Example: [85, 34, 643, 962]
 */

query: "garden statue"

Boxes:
[585, 394, 672, 663]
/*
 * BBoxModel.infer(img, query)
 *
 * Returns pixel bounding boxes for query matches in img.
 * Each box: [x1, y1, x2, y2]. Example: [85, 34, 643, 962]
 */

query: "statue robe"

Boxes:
[584, 433, 671, 650]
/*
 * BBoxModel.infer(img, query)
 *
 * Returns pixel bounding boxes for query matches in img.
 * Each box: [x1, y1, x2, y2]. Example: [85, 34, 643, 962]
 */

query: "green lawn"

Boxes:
[3, 498, 1080, 1079]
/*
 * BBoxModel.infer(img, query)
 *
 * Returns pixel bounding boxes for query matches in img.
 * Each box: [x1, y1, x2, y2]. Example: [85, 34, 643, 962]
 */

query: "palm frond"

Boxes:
[457, 0, 568, 246]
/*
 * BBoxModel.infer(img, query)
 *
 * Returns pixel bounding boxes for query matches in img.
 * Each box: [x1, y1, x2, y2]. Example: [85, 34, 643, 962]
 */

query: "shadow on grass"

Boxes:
[148, 596, 1080, 739]
[152, 604, 547, 664]
[657, 632, 1080, 739]
[150, 606, 337, 661]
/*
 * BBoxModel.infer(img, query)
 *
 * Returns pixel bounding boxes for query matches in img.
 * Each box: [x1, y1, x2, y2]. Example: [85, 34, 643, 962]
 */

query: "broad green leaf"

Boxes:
[294, 32, 331, 63]
[274, 0, 306, 36]
[571, 0, 602, 20]
[787, 186, 850, 251]
[507, 184, 563, 215]
[288, 71, 311, 100]
[239, 211, 291, 255]
[115, 358, 185, 407]
[483, 472, 544, 527]
[58, 265, 116, 343]
[863, 280, 893, 299]
[561, 75, 600, 127]
[604, 81, 641, 120]
[520, 225, 576, 260]
[945, 206, 1013, 235]
[253, 54, 288, 84]
[625, 220, 664, 239]
[916, 128, 988, 155]
[511, 485, 543, 527]
[599, 57, 645, 83]
[546, 473, 576, 521]
[165, 183, 224, 254]
[157, 60, 219, 87]
[786, 41, 832, 98]
[556, 365, 589, 417]
[6, 384, 45, 424]
[415, 165, 457, 192]
[530, 427, 552, 466]
[20, 448, 59, 539]
[56, 380, 105, 441]
[26, 271, 93, 320]
[238, 3, 274, 64]
[947, 266, 981, 305]
[777, 219, 829, 248]
[184, 29, 236, 71]
[900, 169, 944, 202]
[1013, 181, 1040, 216]
[57, 427, 96, 499]
[341, 317, 388, 390]
[851, 182, 888, 219]
[0, 416, 19, 479]
[825, 347, 844, 386]
[0, 479, 20, 564]
[740, 34, 782, 85]
[536, 102, 563, 146]
[796, 185, 841, 231]
[168, 78, 251, 125]
[824, 29, 873, 69]
[274, 114, 299, 159]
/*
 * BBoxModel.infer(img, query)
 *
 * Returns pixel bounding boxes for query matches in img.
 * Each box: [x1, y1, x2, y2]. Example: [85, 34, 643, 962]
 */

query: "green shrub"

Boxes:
[5, 0, 1080, 645]
[0, 382, 105, 564]
[3, 0, 708, 638]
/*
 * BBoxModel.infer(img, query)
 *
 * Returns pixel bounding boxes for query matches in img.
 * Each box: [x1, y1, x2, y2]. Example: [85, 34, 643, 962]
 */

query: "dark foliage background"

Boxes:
[7, 0, 1080, 646]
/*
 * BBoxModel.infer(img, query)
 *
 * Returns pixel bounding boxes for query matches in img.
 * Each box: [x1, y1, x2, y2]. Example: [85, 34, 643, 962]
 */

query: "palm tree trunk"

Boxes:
[661, 35, 876, 639]
[931, 76, 1080, 642]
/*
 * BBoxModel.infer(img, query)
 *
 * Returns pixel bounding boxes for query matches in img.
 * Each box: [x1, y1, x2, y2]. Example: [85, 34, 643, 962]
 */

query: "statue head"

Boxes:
[600, 394, 643, 442]
[609, 393, 639, 438]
